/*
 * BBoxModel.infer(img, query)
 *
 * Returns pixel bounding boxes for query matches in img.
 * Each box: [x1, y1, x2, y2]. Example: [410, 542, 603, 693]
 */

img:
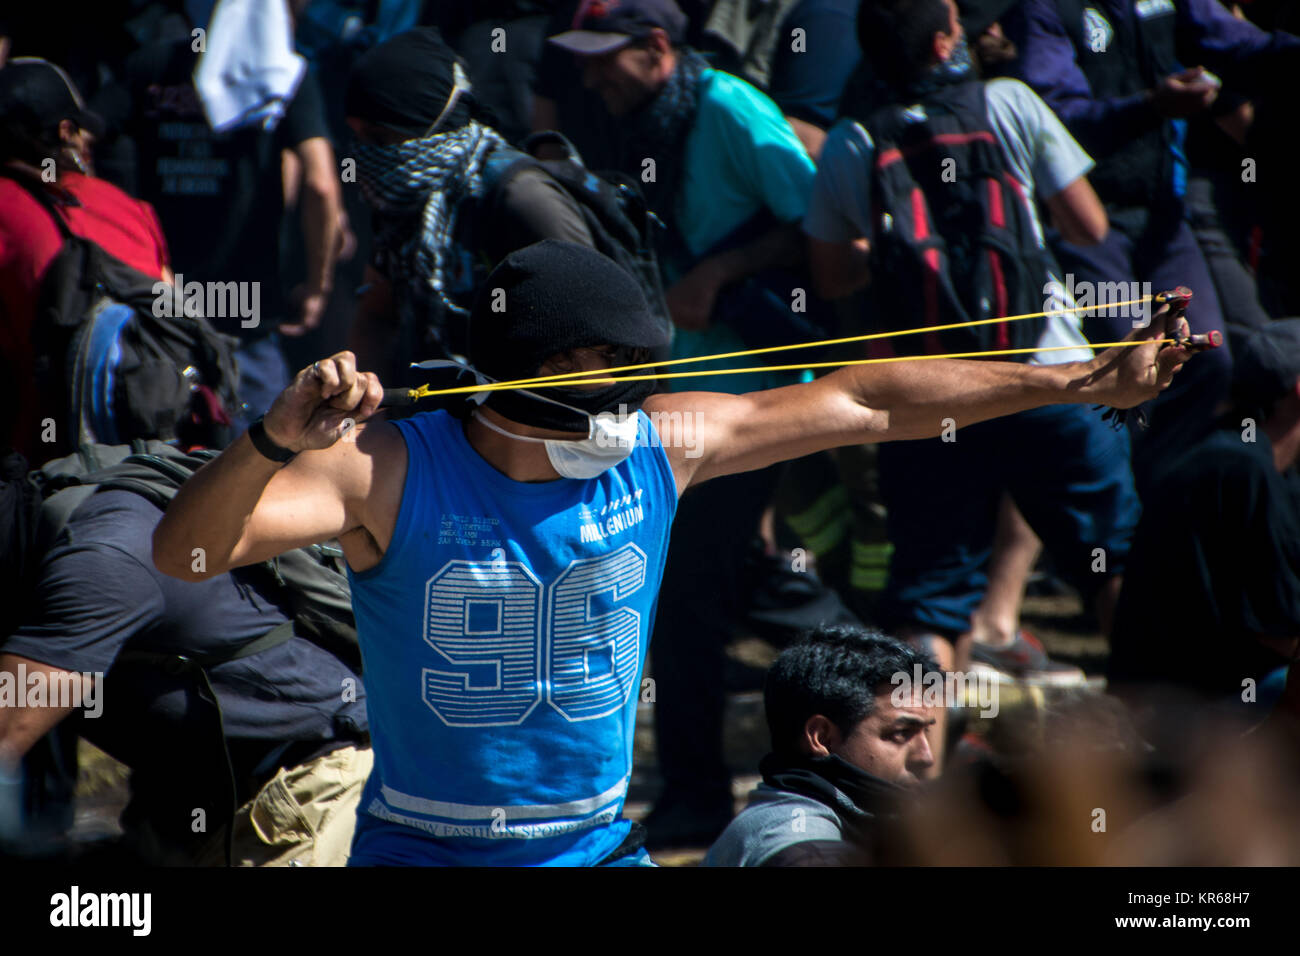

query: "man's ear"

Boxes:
[801, 714, 842, 757]
[934, 29, 957, 63]
[646, 27, 671, 57]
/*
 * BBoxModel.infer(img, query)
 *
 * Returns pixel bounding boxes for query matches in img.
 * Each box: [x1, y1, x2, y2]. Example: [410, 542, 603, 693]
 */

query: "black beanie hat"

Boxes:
[469, 239, 668, 379]
[345, 27, 469, 137]
[467, 239, 669, 430]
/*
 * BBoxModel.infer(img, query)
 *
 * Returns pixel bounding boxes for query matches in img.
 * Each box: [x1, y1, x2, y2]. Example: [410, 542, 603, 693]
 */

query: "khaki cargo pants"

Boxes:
[198, 744, 373, 867]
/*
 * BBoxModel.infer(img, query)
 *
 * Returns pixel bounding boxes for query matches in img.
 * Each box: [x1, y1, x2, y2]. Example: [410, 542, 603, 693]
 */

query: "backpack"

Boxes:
[4, 441, 361, 864]
[479, 131, 675, 355]
[700, 0, 804, 91]
[859, 82, 1052, 358]
[7, 441, 359, 672]
[0, 170, 240, 459]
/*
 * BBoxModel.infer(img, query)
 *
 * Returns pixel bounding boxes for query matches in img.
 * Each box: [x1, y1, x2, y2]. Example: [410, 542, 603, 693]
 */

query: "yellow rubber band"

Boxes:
[491, 295, 1156, 389]
[418, 337, 1172, 397]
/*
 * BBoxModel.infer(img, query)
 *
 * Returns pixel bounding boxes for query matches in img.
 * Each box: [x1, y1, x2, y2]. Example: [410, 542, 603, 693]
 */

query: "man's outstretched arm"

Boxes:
[153, 352, 392, 581]
[652, 302, 1191, 491]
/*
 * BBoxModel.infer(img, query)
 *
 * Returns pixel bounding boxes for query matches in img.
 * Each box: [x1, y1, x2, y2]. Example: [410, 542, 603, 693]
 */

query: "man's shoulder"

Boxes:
[983, 76, 1061, 134]
[985, 76, 1044, 108]
[697, 68, 786, 124]
[1186, 429, 1275, 477]
[64, 487, 162, 539]
[62, 172, 153, 218]
[704, 784, 842, 866]
[823, 117, 876, 160]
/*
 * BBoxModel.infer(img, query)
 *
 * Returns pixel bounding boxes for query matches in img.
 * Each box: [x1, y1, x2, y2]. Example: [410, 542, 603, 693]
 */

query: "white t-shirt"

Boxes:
[803, 78, 1095, 365]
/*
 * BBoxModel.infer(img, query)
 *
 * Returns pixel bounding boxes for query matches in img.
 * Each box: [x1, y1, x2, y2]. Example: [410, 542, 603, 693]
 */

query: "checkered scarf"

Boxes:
[354, 120, 508, 323]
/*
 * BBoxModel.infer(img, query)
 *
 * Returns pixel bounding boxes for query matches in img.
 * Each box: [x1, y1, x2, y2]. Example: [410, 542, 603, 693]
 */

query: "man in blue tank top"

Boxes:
[155, 240, 1195, 865]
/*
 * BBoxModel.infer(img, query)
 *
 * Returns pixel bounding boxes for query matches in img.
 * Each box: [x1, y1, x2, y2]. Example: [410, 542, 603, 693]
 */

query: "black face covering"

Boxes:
[482, 377, 656, 433]
[465, 240, 669, 431]
[758, 751, 906, 848]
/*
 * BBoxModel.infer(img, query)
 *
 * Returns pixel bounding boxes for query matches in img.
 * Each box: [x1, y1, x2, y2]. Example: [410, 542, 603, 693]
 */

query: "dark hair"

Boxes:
[764, 624, 937, 756]
[857, 0, 955, 89]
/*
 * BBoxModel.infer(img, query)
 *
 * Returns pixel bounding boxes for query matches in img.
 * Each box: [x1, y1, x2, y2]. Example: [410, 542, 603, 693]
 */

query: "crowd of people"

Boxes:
[1, 0, 1298, 867]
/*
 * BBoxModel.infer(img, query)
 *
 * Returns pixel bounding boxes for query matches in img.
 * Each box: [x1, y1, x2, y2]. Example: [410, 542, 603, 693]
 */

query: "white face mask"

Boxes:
[412, 358, 642, 479]
[472, 407, 640, 479]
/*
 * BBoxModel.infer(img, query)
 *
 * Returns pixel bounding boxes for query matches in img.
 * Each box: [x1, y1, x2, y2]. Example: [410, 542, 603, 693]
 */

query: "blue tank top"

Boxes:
[346, 409, 677, 865]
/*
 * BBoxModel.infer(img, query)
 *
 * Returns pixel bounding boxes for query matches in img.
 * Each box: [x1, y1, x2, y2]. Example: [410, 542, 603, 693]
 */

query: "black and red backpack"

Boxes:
[859, 81, 1053, 359]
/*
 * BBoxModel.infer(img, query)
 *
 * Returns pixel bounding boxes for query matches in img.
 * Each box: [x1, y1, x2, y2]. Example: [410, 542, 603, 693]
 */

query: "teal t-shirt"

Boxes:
[668, 68, 817, 394]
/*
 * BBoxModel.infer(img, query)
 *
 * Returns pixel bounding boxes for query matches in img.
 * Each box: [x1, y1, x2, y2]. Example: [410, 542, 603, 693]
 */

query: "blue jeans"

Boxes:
[233, 333, 291, 429]
[877, 403, 1140, 637]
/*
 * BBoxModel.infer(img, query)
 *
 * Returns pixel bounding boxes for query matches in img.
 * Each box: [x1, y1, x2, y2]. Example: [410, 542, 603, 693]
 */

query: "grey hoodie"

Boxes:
[703, 783, 845, 867]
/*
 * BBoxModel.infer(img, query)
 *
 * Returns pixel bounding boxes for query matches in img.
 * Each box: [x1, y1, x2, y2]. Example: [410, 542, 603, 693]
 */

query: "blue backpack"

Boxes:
[0, 170, 240, 460]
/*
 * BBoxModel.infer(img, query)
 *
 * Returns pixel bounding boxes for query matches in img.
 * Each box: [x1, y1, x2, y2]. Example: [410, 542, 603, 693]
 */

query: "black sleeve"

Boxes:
[3, 541, 167, 675]
[483, 165, 594, 262]
[276, 69, 331, 150]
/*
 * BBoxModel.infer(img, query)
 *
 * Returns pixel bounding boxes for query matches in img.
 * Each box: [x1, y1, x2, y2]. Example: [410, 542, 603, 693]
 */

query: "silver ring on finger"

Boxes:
[312, 360, 322, 378]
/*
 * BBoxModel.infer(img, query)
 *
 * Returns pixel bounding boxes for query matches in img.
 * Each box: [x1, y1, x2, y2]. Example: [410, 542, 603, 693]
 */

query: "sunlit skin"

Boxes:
[801, 692, 938, 788]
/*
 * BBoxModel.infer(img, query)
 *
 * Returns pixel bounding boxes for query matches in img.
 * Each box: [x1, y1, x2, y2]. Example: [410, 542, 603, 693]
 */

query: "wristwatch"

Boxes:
[248, 416, 297, 463]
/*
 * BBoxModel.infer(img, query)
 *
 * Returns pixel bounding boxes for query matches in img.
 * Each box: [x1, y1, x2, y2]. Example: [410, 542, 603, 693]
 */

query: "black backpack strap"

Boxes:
[519, 129, 584, 164]
[114, 619, 298, 867]
[117, 620, 298, 672]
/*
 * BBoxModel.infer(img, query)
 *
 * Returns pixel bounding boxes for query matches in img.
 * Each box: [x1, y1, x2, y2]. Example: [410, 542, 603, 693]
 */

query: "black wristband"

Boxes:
[247, 417, 297, 463]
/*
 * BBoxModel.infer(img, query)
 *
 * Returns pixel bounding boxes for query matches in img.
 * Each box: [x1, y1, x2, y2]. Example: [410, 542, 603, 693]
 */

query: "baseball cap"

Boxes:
[0, 57, 106, 139]
[548, 0, 687, 56]
[1232, 318, 1300, 415]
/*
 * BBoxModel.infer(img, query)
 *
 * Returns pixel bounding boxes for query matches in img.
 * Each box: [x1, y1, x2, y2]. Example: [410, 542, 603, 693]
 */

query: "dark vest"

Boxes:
[1054, 0, 1183, 208]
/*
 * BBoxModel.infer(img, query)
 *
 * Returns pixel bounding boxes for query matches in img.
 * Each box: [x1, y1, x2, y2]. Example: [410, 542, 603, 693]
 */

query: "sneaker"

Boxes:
[969, 630, 1087, 686]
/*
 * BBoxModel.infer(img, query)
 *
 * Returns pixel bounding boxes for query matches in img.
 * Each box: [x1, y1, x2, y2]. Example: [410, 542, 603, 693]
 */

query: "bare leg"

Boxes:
[967, 492, 1041, 647]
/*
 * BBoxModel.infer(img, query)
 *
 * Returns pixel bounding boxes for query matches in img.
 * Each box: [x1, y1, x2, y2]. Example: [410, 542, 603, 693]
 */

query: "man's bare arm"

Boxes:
[281, 137, 341, 336]
[651, 303, 1191, 492]
[0, 655, 81, 768]
[1045, 176, 1108, 246]
[153, 352, 391, 581]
